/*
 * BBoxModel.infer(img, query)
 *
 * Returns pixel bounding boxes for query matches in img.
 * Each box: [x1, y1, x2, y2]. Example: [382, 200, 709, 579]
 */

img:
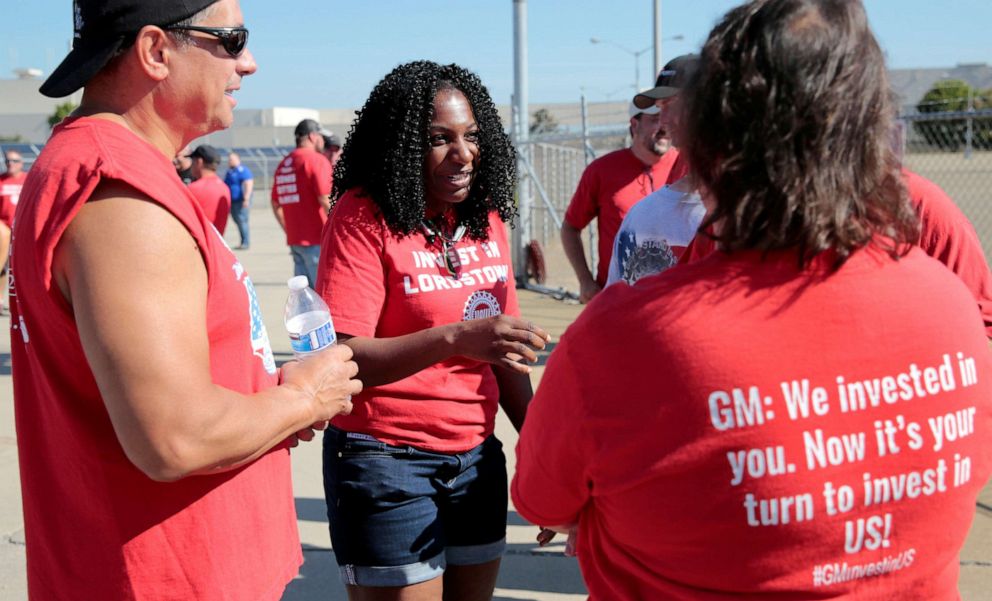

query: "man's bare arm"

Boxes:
[53, 181, 360, 481]
[561, 221, 601, 303]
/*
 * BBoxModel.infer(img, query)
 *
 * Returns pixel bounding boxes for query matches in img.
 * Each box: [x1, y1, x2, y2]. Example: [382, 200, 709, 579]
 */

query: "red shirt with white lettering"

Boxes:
[564, 148, 683, 286]
[271, 148, 332, 245]
[0, 170, 27, 227]
[316, 189, 519, 452]
[513, 245, 991, 600]
[188, 172, 231, 235]
[10, 117, 298, 600]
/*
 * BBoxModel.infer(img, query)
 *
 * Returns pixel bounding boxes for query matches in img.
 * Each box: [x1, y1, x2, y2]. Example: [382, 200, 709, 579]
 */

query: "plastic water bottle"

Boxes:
[285, 275, 337, 358]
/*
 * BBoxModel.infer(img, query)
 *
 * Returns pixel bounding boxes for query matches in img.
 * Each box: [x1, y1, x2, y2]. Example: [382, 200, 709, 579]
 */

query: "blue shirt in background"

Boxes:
[224, 164, 254, 203]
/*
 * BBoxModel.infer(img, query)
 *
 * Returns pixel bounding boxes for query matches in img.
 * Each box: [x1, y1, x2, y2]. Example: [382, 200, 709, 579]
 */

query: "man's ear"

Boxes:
[132, 25, 173, 83]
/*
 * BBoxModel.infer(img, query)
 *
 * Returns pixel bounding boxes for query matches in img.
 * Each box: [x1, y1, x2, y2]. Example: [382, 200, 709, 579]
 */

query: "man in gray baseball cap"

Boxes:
[14, 1, 360, 598]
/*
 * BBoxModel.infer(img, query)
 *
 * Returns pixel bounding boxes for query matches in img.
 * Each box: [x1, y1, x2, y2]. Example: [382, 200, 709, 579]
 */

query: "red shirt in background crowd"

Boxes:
[0, 170, 27, 227]
[514, 244, 991, 600]
[564, 148, 683, 286]
[10, 117, 298, 599]
[189, 172, 232, 235]
[271, 148, 332, 246]
[681, 170, 992, 337]
[315, 189, 519, 453]
[902, 169, 992, 336]
[666, 152, 690, 185]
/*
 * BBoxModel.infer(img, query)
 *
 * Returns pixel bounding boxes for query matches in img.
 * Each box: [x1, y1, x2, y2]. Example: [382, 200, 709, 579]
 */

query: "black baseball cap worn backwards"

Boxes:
[190, 144, 221, 165]
[40, 0, 219, 98]
[633, 53, 701, 109]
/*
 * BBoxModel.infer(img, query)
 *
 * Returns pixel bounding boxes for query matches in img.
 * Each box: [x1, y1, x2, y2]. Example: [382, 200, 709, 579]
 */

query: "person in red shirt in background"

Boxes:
[271, 118, 333, 287]
[316, 60, 549, 600]
[561, 81, 686, 303]
[903, 169, 992, 336]
[0, 149, 27, 314]
[681, 170, 992, 338]
[188, 144, 231, 234]
[10, 1, 361, 599]
[514, 1, 991, 599]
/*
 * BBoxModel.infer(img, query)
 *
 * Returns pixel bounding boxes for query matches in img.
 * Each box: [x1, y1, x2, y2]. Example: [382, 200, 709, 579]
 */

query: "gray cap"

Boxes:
[295, 118, 332, 138]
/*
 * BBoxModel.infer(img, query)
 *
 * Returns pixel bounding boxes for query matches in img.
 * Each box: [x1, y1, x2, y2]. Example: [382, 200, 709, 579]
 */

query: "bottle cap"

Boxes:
[288, 275, 310, 291]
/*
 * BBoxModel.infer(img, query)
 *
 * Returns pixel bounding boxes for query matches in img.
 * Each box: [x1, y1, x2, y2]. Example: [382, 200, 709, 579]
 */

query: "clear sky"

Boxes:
[3, 0, 990, 109]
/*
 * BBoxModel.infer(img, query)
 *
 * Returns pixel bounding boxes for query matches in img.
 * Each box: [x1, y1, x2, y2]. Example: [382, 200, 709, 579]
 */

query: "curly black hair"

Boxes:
[331, 61, 517, 240]
[683, 0, 918, 268]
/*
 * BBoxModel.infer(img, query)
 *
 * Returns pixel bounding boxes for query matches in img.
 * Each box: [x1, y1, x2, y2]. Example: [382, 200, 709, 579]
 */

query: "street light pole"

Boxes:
[591, 36, 684, 91]
[590, 38, 651, 91]
[653, 0, 662, 77]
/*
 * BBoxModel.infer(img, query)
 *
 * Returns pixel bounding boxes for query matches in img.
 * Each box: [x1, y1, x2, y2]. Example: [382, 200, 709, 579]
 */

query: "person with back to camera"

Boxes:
[9, 0, 361, 598]
[513, 0, 991, 599]
[315, 60, 551, 601]
[271, 118, 334, 286]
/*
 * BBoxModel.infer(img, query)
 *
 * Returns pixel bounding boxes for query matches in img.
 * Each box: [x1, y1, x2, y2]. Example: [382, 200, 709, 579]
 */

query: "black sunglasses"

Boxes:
[165, 26, 249, 58]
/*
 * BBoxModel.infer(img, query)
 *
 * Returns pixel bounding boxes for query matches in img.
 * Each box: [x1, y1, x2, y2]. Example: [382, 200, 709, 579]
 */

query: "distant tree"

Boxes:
[529, 108, 560, 136]
[0, 134, 25, 143]
[913, 80, 991, 151]
[47, 101, 78, 129]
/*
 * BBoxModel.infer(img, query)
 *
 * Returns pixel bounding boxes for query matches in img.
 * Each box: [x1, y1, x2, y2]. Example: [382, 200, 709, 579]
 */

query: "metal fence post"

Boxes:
[965, 88, 974, 160]
[512, 0, 531, 283]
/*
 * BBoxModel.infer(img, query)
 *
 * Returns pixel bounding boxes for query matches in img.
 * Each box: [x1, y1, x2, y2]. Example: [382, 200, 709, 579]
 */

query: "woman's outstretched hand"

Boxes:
[451, 315, 550, 374]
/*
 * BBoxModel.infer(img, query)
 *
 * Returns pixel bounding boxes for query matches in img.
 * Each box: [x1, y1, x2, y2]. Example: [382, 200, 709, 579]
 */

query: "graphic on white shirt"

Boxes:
[216, 229, 276, 374]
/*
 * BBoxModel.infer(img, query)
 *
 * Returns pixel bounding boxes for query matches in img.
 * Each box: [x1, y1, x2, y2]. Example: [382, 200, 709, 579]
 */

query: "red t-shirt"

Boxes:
[271, 148, 332, 246]
[188, 172, 231, 235]
[514, 245, 991, 600]
[564, 148, 682, 286]
[10, 117, 299, 600]
[666, 151, 690, 185]
[903, 169, 992, 336]
[315, 189, 520, 452]
[682, 172, 992, 337]
[0, 170, 27, 227]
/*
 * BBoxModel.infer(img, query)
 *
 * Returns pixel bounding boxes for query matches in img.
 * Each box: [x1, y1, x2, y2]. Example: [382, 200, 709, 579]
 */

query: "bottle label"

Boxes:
[289, 319, 336, 354]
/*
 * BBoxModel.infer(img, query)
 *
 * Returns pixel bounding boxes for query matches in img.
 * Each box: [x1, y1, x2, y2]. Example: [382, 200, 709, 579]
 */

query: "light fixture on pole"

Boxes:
[591, 35, 684, 92]
[590, 38, 650, 93]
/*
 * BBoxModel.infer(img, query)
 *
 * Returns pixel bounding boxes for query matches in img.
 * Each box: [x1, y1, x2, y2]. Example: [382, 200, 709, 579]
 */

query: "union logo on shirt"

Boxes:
[462, 290, 502, 321]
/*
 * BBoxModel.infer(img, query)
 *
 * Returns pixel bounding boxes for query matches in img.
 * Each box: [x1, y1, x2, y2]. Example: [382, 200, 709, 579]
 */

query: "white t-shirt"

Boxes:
[606, 184, 705, 286]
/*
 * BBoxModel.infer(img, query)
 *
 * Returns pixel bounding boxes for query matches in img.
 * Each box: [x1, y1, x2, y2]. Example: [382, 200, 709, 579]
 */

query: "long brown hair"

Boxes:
[683, 0, 918, 267]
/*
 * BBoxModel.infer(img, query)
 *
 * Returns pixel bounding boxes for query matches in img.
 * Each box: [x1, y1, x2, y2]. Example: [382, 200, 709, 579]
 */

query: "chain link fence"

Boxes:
[517, 102, 992, 294]
[899, 103, 992, 258]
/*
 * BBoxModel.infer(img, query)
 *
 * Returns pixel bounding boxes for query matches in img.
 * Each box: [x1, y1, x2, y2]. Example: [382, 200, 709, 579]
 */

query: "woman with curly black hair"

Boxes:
[313, 61, 549, 600]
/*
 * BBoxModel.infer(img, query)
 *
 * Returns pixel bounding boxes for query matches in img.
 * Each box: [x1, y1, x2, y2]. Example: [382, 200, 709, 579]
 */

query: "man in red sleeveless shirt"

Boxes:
[11, 1, 361, 599]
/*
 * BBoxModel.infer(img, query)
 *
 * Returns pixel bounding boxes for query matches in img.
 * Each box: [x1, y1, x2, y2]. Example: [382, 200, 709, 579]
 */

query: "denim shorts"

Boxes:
[322, 428, 508, 587]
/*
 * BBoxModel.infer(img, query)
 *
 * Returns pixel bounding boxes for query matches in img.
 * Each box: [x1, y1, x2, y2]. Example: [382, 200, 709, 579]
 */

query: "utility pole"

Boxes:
[653, 0, 662, 78]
